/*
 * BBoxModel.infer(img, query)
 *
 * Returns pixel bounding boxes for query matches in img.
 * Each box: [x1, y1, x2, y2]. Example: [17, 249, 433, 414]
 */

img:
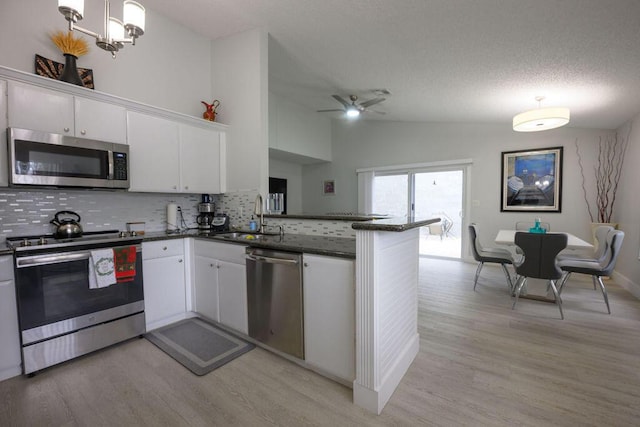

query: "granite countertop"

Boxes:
[264, 213, 391, 221]
[142, 230, 356, 259]
[351, 216, 441, 232]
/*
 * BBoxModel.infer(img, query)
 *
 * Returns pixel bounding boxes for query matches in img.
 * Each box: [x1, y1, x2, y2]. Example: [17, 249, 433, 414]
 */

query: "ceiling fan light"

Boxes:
[513, 107, 570, 132]
[346, 108, 360, 118]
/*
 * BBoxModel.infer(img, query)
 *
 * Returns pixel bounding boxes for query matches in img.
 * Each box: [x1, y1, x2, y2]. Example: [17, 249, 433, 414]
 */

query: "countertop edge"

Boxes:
[351, 217, 441, 232]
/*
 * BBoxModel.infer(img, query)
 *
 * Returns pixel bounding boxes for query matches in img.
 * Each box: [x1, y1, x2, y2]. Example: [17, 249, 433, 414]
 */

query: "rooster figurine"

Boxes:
[201, 100, 220, 121]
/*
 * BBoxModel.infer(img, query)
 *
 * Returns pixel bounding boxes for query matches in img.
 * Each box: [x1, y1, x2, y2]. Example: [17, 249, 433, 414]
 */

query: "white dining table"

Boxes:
[495, 229, 593, 250]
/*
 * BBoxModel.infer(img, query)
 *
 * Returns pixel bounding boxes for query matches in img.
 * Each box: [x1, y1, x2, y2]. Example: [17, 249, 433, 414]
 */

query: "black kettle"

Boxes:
[50, 210, 83, 239]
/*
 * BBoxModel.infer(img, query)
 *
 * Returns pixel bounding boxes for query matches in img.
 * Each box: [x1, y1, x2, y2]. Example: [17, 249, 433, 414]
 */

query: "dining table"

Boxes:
[494, 229, 593, 250]
[494, 229, 593, 303]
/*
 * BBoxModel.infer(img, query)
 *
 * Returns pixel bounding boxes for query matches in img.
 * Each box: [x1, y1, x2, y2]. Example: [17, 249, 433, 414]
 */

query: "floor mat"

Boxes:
[145, 317, 254, 376]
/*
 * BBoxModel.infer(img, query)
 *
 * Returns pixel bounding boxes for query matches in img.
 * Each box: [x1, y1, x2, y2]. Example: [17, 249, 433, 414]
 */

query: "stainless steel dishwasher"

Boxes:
[245, 248, 304, 359]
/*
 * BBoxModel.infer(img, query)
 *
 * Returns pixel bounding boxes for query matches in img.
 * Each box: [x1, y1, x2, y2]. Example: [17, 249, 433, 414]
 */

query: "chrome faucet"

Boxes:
[254, 194, 264, 233]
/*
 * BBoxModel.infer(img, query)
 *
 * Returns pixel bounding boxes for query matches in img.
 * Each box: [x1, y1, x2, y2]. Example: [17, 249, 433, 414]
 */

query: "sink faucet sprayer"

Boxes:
[254, 194, 264, 233]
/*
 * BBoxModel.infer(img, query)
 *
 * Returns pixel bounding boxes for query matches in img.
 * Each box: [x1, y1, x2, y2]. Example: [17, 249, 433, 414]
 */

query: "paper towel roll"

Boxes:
[167, 203, 178, 231]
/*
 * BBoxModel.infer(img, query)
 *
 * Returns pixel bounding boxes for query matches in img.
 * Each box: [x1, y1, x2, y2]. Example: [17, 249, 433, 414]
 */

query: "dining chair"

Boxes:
[515, 221, 551, 232]
[557, 230, 624, 314]
[557, 225, 614, 289]
[512, 232, 568, 319]
[468, 224, 515, 291]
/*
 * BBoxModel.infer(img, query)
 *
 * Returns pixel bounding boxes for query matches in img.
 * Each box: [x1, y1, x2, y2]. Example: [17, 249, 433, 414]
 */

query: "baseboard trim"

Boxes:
[612, 271, 640, 299]
[353, 333, 420, 414]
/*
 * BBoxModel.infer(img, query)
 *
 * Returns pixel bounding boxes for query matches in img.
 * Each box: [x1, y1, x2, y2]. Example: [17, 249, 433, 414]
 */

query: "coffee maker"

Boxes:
[196, 194, 215, 231]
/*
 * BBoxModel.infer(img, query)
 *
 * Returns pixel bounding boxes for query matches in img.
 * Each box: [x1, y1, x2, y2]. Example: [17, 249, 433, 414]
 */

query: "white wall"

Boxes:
[615, 114, 640, 294]
[269, 158, 303, 214]
[302, 120, 612, 246]
[0, 0, 213, 118]
[211, 28, 268, 195]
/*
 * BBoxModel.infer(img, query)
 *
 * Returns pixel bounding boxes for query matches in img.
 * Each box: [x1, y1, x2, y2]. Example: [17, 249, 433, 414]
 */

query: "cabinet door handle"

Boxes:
[210, 263, 214, 267]
[304, 262, 309, 267]
[184, 186, 189, 190]
[172, 185, 177, 190]
[63, 127, 70, 132]
[163, 246, 167, 250]
[80, 130, 86, 135]
[178, 259, 183, 263]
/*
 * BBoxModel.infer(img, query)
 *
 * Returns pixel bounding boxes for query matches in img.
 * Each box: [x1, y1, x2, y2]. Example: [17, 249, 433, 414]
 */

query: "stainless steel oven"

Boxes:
[8, 127, 129, 189]
[9, 232, 145, 374]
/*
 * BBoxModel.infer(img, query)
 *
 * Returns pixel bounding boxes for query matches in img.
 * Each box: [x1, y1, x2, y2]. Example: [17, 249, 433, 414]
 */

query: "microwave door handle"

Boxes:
[108, 151, 114, 180]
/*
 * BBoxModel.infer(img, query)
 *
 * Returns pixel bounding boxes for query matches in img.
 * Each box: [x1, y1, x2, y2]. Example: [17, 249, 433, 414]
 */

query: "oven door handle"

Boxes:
[16, 252, 91, 268]
[15, 245, 141, 268]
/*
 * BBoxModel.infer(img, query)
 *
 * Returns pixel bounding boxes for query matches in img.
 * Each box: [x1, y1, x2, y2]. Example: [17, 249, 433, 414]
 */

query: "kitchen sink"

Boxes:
[219, 232, 265, 240]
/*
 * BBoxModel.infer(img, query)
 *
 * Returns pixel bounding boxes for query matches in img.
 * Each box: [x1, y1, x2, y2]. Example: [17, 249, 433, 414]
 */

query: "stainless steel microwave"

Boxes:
[8, 127, 129, 189]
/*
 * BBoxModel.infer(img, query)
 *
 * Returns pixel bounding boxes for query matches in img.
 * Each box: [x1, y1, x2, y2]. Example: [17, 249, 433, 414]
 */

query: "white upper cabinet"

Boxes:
[127, 111, 181, 192]
[7, 81, 126, 143]
[74, 97, 126, 143]
[179, 124, 225, 194]
[128, 111, 226, 194]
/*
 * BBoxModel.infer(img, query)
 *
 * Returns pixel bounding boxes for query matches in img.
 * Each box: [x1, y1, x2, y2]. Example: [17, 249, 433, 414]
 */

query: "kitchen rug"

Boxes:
[145, 318, 254, 376]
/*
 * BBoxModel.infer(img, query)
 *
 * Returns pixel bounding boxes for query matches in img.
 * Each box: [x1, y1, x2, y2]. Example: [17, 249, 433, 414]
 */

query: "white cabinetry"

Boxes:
[0, 255, 21, 381]
[127, 111, 226, 194]
[193, 254, 219, 322]
[179, 124, 225, 194]
[7, 80, 126, 143]
[193, 240, 247, 334]
[0, 80, 8, 187]
[142, 240, 187, 330]
[127, 111, 181, 192]
[303, 254, 355, 382]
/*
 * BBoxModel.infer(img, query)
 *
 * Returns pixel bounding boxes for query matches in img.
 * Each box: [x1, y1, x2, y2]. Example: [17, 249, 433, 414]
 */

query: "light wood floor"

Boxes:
[1, 258, 640, 426]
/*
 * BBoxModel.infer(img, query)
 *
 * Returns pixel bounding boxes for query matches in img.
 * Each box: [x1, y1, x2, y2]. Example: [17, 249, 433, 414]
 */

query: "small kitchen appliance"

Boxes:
[196, 194, 215, 231]
[211, 214, 230, 232]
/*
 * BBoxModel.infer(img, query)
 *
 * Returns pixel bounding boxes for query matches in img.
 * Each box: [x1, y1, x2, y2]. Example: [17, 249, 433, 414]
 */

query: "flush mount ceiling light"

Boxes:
[513, 96, 570, 132]
[58, 0, 145, 58]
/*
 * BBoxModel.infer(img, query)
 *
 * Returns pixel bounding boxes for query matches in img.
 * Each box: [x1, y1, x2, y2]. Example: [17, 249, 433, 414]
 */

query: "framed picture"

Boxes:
[501, 146, 563, 212]
[323, 179, 336, 195]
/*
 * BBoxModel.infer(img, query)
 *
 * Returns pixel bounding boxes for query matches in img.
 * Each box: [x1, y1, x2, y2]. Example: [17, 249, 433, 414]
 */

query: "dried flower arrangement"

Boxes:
[51, 31, 89, 57]
[575, 126, 632, 224]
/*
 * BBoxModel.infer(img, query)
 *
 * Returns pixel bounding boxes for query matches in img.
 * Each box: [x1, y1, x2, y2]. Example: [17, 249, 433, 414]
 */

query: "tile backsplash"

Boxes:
[0, 189, 202, 238]
[0, 188, 357, 241]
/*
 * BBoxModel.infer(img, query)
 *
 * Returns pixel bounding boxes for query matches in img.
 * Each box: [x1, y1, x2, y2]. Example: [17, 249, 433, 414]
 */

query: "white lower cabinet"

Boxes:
[217, 260, 248, 333]
[303, 254, 355, 382]
[193, 255, 220, 322]
[193, 240, 247, 334]
[0, 255, 21, 381]
[142, 240, 187, 330]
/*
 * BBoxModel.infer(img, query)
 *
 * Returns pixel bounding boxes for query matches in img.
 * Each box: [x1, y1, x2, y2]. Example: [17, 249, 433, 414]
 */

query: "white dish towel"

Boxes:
[89, 248, 116, 289]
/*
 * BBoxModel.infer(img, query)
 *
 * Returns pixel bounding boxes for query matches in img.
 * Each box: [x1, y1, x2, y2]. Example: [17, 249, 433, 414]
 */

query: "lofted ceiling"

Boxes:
[148, 0, 640, 129]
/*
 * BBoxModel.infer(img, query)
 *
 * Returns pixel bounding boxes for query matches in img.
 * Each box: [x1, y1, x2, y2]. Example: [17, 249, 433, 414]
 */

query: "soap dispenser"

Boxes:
[249, 216, 258, 231]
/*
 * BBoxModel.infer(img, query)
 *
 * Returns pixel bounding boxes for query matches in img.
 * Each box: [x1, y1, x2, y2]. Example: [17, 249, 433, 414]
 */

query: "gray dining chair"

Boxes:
[512, 232, 568, 319]
[468, 224, 515, 291]
[557, 230, 624, 314]
[557, 225, 614, 289]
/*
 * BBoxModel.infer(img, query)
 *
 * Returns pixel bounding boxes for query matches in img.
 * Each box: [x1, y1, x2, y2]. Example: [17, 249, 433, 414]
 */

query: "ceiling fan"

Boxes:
[317, 95, 386, 117]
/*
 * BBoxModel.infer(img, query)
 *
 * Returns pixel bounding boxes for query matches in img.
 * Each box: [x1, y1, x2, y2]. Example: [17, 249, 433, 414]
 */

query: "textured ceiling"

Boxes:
[148, 0, 640, 129]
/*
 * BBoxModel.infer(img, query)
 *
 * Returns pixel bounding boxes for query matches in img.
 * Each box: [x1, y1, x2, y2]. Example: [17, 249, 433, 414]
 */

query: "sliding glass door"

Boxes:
[370, 165, 466, 259]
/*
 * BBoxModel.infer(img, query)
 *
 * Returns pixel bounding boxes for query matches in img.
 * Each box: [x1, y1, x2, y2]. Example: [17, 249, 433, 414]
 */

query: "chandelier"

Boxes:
[58, 0, 146, 58]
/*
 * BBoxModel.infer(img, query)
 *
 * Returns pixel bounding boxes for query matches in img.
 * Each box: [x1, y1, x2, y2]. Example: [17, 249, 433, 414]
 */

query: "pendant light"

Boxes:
[58, 0, 145, 58]
[513, 96, 570, 132]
